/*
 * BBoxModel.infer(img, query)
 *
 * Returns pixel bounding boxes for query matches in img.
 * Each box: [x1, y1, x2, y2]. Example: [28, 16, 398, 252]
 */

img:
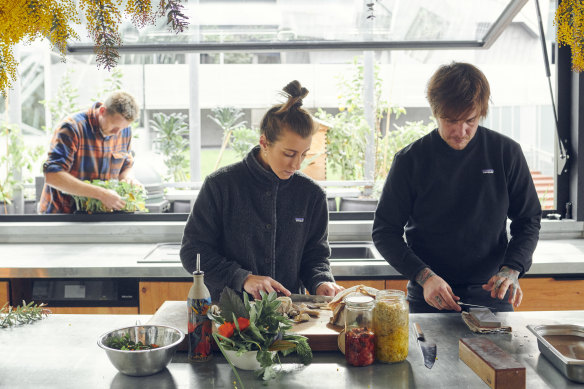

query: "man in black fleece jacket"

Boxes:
[373, 62, 542, 313]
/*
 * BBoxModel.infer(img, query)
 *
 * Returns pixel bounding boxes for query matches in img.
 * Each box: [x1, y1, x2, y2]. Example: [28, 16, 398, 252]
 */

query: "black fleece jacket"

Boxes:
[180, 146, 334, 301]
[372, 126, 542, 286]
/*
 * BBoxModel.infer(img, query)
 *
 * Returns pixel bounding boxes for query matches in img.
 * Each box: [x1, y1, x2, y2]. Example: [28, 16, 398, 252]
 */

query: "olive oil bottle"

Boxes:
[187, 253, 212, 361]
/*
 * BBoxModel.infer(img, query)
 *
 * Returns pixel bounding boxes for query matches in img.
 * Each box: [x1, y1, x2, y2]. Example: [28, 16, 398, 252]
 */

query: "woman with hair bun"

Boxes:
[180, 80, 344, 301]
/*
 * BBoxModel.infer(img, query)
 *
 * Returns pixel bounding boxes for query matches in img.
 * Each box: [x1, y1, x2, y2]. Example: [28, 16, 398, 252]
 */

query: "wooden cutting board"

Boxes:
[146, 301, 342, 351]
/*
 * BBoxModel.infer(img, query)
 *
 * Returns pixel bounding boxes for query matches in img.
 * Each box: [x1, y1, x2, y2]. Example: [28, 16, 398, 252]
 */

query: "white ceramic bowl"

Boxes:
[223, 349, 264, 370]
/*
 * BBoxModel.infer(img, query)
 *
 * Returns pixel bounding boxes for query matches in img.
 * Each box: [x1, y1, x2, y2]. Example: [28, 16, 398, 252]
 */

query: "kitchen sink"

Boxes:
[139, 242, 383, 263]
[329, 243, 384, 262]
[139, 243, 181, 263]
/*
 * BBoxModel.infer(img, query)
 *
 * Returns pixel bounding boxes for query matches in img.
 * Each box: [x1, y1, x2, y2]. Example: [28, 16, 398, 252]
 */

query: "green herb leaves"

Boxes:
[218, 287, 249, 321]
[72, 179, 147, 213]
[106, 333, 159, 351]
[0, 301, 50, 328]
[209, 287, 313, 384]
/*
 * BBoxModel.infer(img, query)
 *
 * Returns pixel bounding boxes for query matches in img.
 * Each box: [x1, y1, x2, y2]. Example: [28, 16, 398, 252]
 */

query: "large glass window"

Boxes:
[0, 0, 559, 216]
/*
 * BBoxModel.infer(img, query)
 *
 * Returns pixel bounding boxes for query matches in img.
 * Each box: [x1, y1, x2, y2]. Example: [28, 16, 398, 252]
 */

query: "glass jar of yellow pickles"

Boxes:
[373, 289, 409, 363]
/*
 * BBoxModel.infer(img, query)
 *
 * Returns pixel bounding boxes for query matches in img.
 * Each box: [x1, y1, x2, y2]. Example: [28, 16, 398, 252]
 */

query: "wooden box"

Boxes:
[459, 337, 525, 389]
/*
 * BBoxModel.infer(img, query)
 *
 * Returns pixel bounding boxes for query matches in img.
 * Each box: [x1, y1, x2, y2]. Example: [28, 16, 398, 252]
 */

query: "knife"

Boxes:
[413, 322, 437, 369]
[457, 301, 496, 311]
[288, 293, 332, 304]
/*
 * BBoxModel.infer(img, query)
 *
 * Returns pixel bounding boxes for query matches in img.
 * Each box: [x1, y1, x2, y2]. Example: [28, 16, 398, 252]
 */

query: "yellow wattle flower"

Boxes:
[555, 0, 584, 72]
[0, 0, 189, 94]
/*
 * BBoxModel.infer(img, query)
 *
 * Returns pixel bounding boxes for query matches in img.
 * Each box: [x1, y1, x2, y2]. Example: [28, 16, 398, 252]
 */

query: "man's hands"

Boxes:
[121, 176, 143, 189]
[98, 177, 144, 211]
[98, 188, 126, 211]
[482, 266, 522, 307]
[416, 268, 461, 311]
[243, 275, 291, 300]
[315, 282, 344, 297]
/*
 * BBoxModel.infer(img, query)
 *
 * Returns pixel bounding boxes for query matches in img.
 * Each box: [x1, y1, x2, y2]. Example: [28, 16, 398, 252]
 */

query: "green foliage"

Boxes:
[1, 301, 50, 328]
[336, 56, 404, 129]
[218, 287, 250, 321]
[319, 55, 408, 182]
[316, 108, 368, 180]
[39, 68, 82, 134]
[71, 179, 147, 213]
[106, 333, 159, 350]
[375, 118, 436, 182]
[150, 112, 190, 182]
[230, 126, 259, 160]
[93, 67, 124, 102]
[208, 106, 246, 135]
[0, 124, 45, 206]
[208, 106, 246, 169]
[208, 287, 312, 384]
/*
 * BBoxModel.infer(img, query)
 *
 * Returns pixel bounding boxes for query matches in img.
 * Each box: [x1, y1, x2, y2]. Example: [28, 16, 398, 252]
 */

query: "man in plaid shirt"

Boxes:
[39, 91, 142, 213]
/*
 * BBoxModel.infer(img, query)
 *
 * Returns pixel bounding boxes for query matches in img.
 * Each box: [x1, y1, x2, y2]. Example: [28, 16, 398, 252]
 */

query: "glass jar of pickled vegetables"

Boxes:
[373, 289, 409, 363]
[344, 295, 375, 366]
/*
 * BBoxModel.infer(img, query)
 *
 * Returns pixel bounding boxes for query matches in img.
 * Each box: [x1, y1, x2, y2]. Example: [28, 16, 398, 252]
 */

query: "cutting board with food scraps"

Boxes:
[146, 300, 342, 351]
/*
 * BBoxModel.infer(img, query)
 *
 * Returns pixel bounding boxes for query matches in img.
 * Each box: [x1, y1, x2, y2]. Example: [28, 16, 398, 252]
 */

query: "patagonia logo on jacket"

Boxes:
[482, 169, 494, 174]
[295, 217, 304, 223]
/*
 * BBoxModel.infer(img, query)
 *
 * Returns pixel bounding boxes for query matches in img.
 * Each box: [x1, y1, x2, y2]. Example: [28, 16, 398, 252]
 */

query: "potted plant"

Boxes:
[316, 56, 407, 211]
[150, 112, 190, 212]
[150, 112, 190, 183]
[229, 126, 259, 160]
[208, 287, 312, 384]
[0, 124, 44, 214]
[375, 118, 436, 185]
[208, 106, 246, 170]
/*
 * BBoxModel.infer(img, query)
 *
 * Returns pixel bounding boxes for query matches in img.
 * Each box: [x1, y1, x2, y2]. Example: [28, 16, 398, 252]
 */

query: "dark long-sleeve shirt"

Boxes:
[372, 126, 542, 287]
[180, 146, 334, 301]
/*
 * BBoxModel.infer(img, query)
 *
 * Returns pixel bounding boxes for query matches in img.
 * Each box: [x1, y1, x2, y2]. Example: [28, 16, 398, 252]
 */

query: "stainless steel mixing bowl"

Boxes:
[97, 325, 184, 376]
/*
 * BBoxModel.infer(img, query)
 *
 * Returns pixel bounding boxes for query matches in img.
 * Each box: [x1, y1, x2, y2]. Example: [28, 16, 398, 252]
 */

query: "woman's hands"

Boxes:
[482, 266, 522, 307]
[416, 268, 461, 311]
[242, 276, 345, 299]
[315, 282, 345, 296]
[243, 275, 291, 300]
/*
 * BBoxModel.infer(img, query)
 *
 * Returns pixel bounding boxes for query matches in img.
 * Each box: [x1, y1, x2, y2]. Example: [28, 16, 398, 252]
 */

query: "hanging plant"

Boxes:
[555, 0, 584, 72]
[0, 0, 189, 95]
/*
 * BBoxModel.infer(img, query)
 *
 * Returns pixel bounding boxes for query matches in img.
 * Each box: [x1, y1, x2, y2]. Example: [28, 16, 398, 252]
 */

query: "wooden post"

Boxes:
[301, 118, 329, 181]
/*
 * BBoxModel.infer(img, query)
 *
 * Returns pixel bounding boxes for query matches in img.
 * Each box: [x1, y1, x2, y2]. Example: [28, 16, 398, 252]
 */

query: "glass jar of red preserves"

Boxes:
[344, 295, 375, 366]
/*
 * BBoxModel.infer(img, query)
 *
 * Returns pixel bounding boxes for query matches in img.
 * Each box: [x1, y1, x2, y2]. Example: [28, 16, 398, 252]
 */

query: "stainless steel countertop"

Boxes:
[1, 311, 583, 388]
[1, 239, 584, 279]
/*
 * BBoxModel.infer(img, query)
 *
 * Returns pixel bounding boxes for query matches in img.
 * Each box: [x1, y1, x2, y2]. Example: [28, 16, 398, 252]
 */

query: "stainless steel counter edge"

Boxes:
[1, 239, 584, 278]
[0, 219, 581, 243]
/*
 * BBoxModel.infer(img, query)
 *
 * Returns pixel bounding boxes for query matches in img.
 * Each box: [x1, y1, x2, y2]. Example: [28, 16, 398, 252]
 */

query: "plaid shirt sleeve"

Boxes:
[43, 119, 81, 174]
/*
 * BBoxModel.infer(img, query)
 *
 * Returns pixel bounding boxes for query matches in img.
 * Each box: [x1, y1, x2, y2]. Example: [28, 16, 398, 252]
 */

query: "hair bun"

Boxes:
[282, 80, 308, 108]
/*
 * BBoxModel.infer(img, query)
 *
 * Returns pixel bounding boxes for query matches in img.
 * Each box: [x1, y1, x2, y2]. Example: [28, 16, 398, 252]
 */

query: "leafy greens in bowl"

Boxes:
[208, 287, 313, 382]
